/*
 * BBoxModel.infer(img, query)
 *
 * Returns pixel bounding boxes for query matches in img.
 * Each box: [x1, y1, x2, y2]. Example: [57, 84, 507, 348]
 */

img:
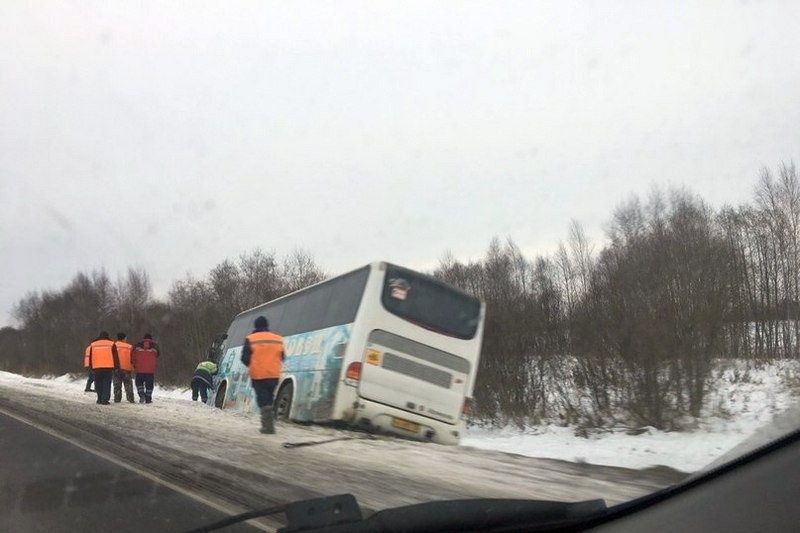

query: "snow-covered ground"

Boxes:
[1, 370, 679, 508]
[2, 358, 799, 474]
[464, 359, 800, 472]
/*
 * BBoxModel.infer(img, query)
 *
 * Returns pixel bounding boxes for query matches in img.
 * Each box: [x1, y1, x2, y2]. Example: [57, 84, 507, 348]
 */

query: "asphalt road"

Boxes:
[0, 380, 687, 533]
[0, 411, 261, 533]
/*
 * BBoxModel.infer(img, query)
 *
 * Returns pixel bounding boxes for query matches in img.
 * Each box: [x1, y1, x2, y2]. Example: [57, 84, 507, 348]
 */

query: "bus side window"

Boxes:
[322, 267, 369, 328]
[233, 316, 254, 346]
[281, 297, 307, 337]
[266, 303, 286, 335]
[302, 284, 333, 333]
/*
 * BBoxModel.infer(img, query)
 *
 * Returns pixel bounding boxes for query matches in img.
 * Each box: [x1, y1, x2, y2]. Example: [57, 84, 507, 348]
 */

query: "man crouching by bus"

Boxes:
[191, 358, 218, 403]
[241, 315, 285, 434]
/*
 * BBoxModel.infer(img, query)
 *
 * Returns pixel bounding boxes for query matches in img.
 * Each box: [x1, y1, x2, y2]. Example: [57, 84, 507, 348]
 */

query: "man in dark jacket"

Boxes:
[131, 333, 160, 403]
[191, 359, 218, 403]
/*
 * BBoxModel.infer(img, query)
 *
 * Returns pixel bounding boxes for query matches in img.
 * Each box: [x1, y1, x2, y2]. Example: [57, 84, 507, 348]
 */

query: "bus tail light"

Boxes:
[462, 397, 472, 416]
[345, 362, 362, 386]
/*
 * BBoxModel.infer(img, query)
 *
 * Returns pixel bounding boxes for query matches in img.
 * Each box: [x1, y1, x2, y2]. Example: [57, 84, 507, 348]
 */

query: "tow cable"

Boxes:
[282, 433, 377, 449]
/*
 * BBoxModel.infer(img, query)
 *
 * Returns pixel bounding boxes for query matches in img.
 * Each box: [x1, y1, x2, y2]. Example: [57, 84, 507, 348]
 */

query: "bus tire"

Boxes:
[214, 382, 227, 409]
[274, 382, 293, 421]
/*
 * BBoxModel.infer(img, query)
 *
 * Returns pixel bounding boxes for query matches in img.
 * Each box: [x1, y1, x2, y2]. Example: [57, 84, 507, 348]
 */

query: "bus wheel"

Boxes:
[214, 382, 227, 409]
[274, 382, 293, 421]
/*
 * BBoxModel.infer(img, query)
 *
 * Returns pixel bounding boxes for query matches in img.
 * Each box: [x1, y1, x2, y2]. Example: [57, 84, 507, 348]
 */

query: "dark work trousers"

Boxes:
[85, 370, 95, 391]
[136, 373, 155, 403]
[113, 370, 135, 403]
[252, 378, 279, 408]
[191, 378, 211, 402]
[93, 369, 113, 404]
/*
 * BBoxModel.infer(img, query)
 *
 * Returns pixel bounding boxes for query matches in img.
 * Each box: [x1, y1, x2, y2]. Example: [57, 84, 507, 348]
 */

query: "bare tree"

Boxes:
[238, 248, 281, 308]
[280, 248, 326, 293]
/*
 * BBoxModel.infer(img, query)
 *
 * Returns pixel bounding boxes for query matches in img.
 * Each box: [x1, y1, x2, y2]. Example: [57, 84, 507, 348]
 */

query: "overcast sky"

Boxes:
[1, 1, 799, 327]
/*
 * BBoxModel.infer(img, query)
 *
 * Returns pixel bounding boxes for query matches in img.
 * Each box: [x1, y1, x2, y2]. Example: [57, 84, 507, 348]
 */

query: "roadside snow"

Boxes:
[464, 424, 743, 472]
[463, 359, 800, 472]
[4, 358, 799, 474]
[0, 370, 678, 508]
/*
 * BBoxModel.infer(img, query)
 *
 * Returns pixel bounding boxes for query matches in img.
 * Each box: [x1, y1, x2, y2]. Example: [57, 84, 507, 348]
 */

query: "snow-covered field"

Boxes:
[2, 358, 798, 474]
[464, 359, 800, 472]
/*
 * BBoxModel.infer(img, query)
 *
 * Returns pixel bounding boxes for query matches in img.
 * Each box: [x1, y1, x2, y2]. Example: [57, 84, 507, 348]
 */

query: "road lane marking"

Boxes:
[0, 405, 276, 532]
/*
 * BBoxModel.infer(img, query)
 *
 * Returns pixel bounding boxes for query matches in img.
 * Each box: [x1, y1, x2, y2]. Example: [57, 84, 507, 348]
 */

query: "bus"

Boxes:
[209, 261, 485, 445]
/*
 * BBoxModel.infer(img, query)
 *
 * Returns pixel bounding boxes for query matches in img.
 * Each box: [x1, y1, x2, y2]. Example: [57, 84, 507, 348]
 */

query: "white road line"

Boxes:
[0, 405, 277, 532]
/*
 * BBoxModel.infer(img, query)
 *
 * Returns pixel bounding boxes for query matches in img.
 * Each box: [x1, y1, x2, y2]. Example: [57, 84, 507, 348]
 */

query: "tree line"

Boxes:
[0, 249, 325, 386]
[435, 163, 800, 428]
[1, 163, 798, 429]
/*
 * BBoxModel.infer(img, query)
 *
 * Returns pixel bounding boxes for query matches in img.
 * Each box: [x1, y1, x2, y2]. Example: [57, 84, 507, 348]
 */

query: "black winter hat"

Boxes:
[254, 316, 269, 330]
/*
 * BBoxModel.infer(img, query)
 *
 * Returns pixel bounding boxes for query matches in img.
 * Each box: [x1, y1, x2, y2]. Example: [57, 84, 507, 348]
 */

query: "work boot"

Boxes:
[260, 407, 275, 434]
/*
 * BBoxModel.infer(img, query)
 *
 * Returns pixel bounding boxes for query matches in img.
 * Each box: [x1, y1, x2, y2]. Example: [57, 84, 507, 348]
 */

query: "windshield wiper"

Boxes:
[185, 494, 607, 533]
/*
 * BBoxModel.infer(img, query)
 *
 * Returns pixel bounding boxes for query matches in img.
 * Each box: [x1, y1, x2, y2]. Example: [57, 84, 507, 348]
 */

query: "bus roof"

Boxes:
[233, 260, 482, 320]
[233, 261, 383, 319]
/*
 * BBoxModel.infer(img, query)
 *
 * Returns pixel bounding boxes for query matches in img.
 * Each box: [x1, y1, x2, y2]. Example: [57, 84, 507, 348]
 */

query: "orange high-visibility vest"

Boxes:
[84, 345, 91, 368]
[246, 331, 284, 380]
[114, 341, 133, 371]
[90, 339, 116, 369]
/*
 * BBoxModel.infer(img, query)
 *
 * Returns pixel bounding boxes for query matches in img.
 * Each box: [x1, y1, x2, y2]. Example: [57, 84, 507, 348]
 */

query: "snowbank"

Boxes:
[464, 359, 800, 472]
[3, 358, 798, 474]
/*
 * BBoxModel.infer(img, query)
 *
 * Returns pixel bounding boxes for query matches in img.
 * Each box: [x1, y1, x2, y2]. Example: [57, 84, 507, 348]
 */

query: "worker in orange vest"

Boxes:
[88, 331, 119, 405]
[241, 315, 285, 434]
[113, 332, 135, 403]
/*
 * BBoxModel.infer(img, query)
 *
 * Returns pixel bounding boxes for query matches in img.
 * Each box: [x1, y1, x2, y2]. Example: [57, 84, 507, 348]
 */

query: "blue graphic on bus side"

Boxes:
[212, 324, 352, 421]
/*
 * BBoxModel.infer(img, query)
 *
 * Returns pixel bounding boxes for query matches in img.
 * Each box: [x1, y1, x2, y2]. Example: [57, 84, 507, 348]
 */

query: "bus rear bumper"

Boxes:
[354, 399, 463, 446]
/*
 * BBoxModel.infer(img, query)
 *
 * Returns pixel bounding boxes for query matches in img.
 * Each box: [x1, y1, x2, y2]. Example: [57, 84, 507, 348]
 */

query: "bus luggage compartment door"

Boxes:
[358, 330, 469, 426]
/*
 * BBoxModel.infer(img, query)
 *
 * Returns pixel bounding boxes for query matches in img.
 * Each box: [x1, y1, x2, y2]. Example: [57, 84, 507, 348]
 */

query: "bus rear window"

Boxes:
[381, 265, 481, 340]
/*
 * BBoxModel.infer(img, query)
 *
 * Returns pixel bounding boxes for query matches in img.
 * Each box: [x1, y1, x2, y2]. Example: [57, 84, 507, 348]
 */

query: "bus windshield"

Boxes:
[381, 264, 481, 340]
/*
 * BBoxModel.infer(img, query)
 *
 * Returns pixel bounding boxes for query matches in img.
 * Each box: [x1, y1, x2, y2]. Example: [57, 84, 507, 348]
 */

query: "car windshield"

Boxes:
[1, 2, 799, 532]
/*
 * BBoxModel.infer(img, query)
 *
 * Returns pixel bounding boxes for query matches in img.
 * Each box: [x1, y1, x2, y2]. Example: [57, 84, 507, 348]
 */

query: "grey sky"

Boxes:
[1, 1, 799, 327]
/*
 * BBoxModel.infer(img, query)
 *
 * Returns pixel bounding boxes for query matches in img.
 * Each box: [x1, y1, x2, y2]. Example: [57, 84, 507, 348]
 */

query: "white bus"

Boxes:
[210, 261, 485, 445]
